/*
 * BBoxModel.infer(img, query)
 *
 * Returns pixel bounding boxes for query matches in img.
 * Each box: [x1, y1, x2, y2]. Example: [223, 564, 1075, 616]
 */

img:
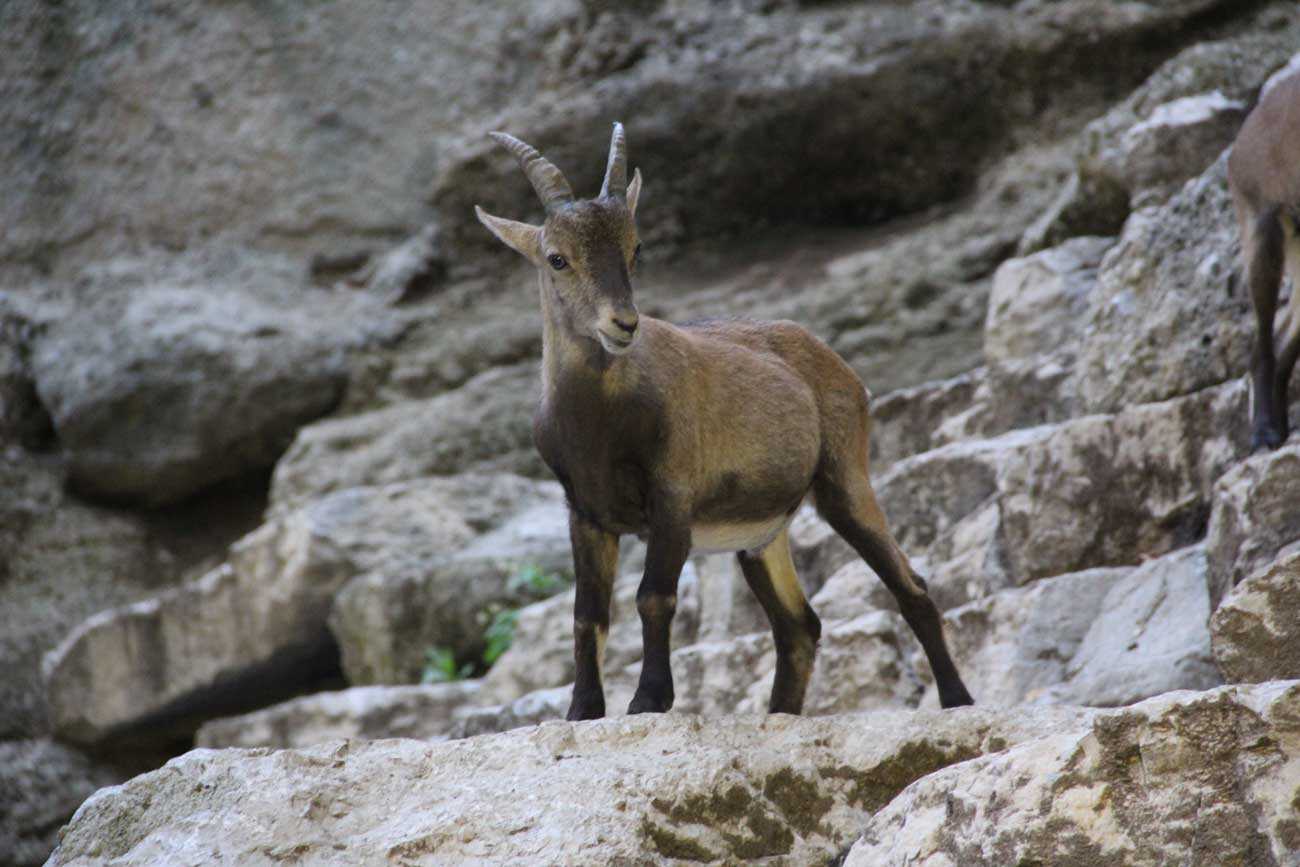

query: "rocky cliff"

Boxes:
[3, 1, 1300, 864]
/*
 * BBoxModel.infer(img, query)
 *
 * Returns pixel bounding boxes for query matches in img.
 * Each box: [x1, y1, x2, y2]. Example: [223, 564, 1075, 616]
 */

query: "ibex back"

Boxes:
[1229, 65, 1300, 450]
[476, 123, 974, 718]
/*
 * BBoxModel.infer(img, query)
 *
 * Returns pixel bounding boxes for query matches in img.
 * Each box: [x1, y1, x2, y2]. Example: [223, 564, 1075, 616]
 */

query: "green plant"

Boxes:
[507, 563, 572, 597]
[420, 646, 473, 684]
[482, 608, 518, 667]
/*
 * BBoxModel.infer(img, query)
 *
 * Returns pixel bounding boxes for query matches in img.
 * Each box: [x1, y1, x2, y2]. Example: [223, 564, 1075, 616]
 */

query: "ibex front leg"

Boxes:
[566, 512, 618, 721]
[629, 507, 691, 715]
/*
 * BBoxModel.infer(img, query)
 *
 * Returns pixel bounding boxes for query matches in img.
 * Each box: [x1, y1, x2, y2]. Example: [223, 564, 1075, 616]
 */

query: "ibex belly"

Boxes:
[691, 514, 790, 555]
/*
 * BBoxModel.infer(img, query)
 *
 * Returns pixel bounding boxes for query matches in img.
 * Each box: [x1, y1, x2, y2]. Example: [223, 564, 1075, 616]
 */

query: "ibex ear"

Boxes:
[627, 168, 642, 218]
[475, 206, 542, 263]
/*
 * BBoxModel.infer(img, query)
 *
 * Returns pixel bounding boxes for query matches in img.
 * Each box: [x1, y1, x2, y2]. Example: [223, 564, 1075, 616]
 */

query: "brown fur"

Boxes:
[477, 124, 973, 718]
[1229, 67, 1300, 449]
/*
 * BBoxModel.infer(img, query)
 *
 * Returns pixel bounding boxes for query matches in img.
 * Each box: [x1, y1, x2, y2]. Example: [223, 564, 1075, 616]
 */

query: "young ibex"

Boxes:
[1229, 65, 1300, 450]
[476, 123, 974, 718]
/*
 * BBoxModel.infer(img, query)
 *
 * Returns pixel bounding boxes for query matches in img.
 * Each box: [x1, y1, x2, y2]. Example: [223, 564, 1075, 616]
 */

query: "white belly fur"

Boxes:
[691, 516, 789, 555]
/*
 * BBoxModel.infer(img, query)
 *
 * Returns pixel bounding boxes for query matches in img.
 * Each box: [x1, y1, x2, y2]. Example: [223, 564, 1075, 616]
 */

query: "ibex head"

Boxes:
[476, 123, 644, 355]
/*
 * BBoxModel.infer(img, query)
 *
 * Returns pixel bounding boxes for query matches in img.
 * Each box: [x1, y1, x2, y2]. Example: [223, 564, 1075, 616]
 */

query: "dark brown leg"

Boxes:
[813, 474, 974, 709]
[566, 511, 619, 721]
[1272, 228, 1300, 441]
[628, 510, 691, 715]
[1244, 208, 1286, 450]
[736, 529, 821, 714]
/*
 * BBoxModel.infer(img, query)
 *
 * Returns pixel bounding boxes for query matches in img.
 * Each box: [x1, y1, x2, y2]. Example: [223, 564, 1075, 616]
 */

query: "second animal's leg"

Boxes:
[1271, 217, 1300, 442]
[629, 512, 691, 715]
[813, 472, 974, 709]
[1243, 208, 1286, 449]
[567, 511, 619, 721]
[736, 528, 821, 714]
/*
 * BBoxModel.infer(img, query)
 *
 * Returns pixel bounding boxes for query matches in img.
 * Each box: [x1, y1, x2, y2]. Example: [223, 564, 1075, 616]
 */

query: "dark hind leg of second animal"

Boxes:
[1244, 208, 1287, 449]
[736, 528, 821, 714]
[813, 473, 974, 708]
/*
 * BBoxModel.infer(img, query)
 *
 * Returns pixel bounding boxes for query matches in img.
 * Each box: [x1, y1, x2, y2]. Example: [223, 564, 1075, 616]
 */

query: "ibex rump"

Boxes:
[476, 124, 974, 719]
[1229, 66, 1300, 450]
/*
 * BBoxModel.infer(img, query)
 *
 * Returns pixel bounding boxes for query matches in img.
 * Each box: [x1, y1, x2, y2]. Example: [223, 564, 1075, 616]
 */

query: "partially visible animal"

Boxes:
[476, 123, 974, 719]
[1229, 65, 1300, 450]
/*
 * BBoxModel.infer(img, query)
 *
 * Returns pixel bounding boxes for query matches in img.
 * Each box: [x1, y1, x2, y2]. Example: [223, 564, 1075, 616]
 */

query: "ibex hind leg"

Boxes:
[1272, 215, 1300, 441]
[736, 529, 821, 714]
[811, 470, 974, 708]
[1244, 208, 1287, 449]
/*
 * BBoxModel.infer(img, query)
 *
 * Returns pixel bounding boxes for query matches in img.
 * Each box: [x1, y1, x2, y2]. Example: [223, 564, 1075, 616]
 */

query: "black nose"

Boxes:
[613, 313, 639, 335]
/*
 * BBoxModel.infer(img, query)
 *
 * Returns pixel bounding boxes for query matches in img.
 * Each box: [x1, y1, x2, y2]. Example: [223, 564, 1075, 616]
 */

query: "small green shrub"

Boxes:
[420, 646, 473, 684]
[482, 608, 518, 667]
[507, 563, 571, 597]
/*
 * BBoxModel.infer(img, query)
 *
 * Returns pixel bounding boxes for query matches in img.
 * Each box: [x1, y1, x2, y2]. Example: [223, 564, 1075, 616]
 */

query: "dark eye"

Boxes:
[548, 254, 567, 271]
[633, 242, 642, 263]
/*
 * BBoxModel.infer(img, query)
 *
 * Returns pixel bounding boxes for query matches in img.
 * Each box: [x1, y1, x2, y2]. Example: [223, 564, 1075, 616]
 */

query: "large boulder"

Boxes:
[47, 705, 1095, 866]
[845, 682, 1300, 866]
[1211, 544, 1300, 684]
[1205, 442, 1300, 607]
[42, 473, 562, 744]
[28, 276, 393, 506]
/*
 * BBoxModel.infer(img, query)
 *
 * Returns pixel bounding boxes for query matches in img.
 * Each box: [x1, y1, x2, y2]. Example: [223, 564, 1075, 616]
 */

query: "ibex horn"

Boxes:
[488, 131, 574, 212]
[600, 122, 628, 199]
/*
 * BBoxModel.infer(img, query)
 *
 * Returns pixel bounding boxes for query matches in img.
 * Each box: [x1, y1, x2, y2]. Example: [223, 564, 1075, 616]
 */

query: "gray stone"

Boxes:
[48, 705, 1096, 866]
[1211, 543, 1300, 684]
[845, 682, 1300, 867]
[1206, 442, 1300, 607]
[42, 474, 559, 744]
[269, 361, 546, 512]
[0, 739, 121, 867]
[28, 280, 390, 506]
[984, 236, 1113, 364]
[1042, 546, 1221, 708]
[195, 682, 484, 750]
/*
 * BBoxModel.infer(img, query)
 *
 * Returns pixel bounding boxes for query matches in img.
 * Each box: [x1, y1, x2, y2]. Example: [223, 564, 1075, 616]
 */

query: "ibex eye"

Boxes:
[634, 242, 642, 262]
[548, 254, 568, 271]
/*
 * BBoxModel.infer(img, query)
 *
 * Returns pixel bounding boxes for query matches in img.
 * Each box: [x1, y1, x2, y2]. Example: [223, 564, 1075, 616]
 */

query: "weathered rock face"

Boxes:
[269, 361, 545, 512]
[984, 236, 1113, 365]
[48, 706, 1096, 866]
[0, 739, 121, 867]
[28, 276, 395, 506]
[42, 473, 563, 745]
[1075, 154, 1251, 414]
[845, 682, 1300, 867]
[1206, 442, 1300, 607]
[194, 683, 483, 750]
[1212, 544, 1300, 684]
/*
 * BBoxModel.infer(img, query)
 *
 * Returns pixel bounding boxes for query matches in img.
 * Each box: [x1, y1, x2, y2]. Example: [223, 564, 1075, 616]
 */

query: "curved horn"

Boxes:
[600, 122, 628, 199]
[488, 131, 574, 212]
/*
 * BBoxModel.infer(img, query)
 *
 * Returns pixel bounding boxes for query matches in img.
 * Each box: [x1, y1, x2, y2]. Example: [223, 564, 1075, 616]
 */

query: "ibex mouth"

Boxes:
[598, 329, 636, 355]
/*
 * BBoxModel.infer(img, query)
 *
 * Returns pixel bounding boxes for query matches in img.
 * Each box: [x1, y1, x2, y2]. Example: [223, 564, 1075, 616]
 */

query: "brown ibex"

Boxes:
[476, 123, 974, 718]
[1229, 65, 1300, 450]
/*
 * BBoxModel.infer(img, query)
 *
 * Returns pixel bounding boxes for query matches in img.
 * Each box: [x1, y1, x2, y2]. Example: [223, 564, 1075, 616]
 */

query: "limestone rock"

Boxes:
[195, 683, 483, 750]
[327, 481, 572, 685]
[1076, 154, 1251, 414]
[28, 283, 377, 506]
[0, 452, 173, 739]
[0, 739, 121, 867]
[269, 361, 545, 512]
[845, 682, 1300, 867]
[1206, 442, 1300, 607]
[48, 706, 1095, 866]
[42, 474, 559, 744]
[1211, 544, 1300, 684]
[918, 564, 1131, 709]
[867, 371, 982, 473]
[1040, 546, 1221, 707]
[984, 236, 1113, 364]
